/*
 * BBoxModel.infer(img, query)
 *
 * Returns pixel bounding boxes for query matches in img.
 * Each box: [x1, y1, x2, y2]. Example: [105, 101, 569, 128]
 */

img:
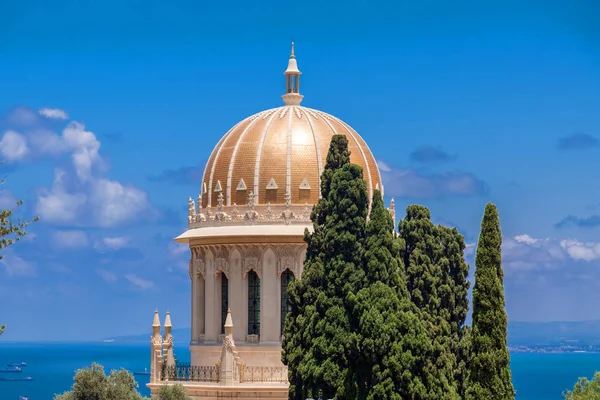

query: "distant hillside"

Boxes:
[104, 328, 191, 344]
[104, 321, 600, 347]
[508, 320, 600, 347]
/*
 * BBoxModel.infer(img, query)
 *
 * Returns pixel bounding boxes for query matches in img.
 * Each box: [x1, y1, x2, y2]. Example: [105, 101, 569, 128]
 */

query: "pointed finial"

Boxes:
[164, 310, 172, 327]
[152, 309, 160, 327]
[224, 308, 234, 329]
[282, 42, 303, 105]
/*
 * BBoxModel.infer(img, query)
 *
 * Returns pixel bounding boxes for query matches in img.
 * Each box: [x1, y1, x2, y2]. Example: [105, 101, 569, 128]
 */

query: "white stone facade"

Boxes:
[146, 43, 393, 399]
[188, 242, 306, 366]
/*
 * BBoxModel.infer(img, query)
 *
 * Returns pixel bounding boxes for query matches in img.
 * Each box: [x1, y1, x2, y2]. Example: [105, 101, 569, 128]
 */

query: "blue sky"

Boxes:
[1, 0, 600, 341]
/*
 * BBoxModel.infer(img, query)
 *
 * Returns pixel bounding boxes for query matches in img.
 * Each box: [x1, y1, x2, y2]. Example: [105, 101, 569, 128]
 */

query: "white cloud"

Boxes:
[62, 121, 101, 182]
[559, 239, 600, 262]
[0, 130, 29, 161]
[35, 169, 87, 225]
[1, 254, 36, 276]
[29, 129, 67, 156]
[39, 107, 69, 120]
[125, 273, 155, 290]
[52, 230, 89, 249]
[90, 178, 148, 227]
[97, 268, 118, 282]
[467, 234, 600, 272]
[0, 107, 150, 228]
[100, 236, 130, 250]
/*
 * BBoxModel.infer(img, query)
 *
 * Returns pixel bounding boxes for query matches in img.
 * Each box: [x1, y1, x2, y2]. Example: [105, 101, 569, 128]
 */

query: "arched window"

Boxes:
[281, 270, 295, 335]
[247, 270, 261, 336]
[220, 272, 229, 334]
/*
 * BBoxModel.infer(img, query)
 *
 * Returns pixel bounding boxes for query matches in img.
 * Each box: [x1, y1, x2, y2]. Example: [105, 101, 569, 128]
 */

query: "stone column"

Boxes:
[260, 264, 277, 342]
[241, 271, 249, 341]
[190, 262, 198, 344]
[205, 259, 216, 342]
[197, 275, 205, 338]
[276, 271, 282, 341]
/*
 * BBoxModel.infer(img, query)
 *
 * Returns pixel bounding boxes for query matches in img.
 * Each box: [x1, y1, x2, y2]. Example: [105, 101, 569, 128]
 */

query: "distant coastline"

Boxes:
[94, 320, 600, 354]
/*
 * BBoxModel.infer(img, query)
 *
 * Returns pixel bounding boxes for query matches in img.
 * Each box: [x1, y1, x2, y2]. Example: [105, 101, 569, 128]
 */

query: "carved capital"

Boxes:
[277, 256, 297, 277]
[214, 258, 230, 279]
[194, 258, 206, 279]
[242, 257, 261, 278]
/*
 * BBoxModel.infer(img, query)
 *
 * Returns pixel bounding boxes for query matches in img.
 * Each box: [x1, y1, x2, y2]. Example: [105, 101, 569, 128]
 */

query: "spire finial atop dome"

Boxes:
[282, 42, 304, 106]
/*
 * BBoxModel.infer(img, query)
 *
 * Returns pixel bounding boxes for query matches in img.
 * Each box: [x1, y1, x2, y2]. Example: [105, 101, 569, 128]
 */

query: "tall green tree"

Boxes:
[282, 134, 353, 399]
[437, 225, 471, 396]
[283, 134, 370, 399]
[397, 205, 460, 399]
[312, 160, 369, 399]
[564, 372, 600, 400]
[466, 203, 515, 400]
[0, 179, 38, 337]
[353, 190, 435, 399]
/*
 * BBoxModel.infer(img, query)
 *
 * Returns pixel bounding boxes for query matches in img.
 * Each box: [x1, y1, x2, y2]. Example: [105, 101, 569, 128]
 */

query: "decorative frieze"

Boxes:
[189, 243, 305, 280]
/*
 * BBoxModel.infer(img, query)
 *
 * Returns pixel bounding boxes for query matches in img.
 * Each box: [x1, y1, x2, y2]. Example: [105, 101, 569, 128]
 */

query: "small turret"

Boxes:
[152, 309, 161, 338]
[163, 310, 175, 368]
[218, 308, 242, 385]
[150, 309, 163, 384]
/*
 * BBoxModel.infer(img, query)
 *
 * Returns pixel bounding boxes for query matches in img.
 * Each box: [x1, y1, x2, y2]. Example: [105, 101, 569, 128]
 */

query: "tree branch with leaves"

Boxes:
[0, 172, 39, 336]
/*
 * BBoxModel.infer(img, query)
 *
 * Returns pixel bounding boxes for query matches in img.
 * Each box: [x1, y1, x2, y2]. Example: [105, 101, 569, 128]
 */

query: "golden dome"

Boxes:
[199, 44, 383, 209]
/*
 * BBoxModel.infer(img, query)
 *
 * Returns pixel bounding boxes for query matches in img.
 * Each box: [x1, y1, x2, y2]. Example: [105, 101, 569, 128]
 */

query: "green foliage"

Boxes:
[438, 225, 471, 397]
[155, 383, 192, 400]
[312, 161, 368, 399]
[0, 197, 39, 258]
[54, 363, 148, 400]
[283, 134, 368, 399]
[353, 191, 434, 399]
[397, 205, 461, 399]
[0, 177, 38, 336]
[564, 372, 600, 399]
[283, 135, 351, 399]
[466, 203, 515, 400]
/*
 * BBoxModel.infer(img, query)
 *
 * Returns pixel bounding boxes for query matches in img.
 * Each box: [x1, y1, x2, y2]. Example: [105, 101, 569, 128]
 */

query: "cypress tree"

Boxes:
[354, 191, 433, 399]
[437, 225, 471, 396]
[466, 203, 515, 400]
[282, 134, 356, 399]
[309, 160, 368, 399]
[398, 205, 459, 399]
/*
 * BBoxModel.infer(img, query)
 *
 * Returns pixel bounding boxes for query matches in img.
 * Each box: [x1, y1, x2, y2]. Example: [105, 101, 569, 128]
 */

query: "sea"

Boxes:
[0, 342, 598, 400]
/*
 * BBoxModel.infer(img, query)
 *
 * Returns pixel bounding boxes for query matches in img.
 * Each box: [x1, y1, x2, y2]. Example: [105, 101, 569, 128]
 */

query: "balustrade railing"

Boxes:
[161, 362, 219, 382]
[160, 363, 288, 384]
[241, 366, 289, 383]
